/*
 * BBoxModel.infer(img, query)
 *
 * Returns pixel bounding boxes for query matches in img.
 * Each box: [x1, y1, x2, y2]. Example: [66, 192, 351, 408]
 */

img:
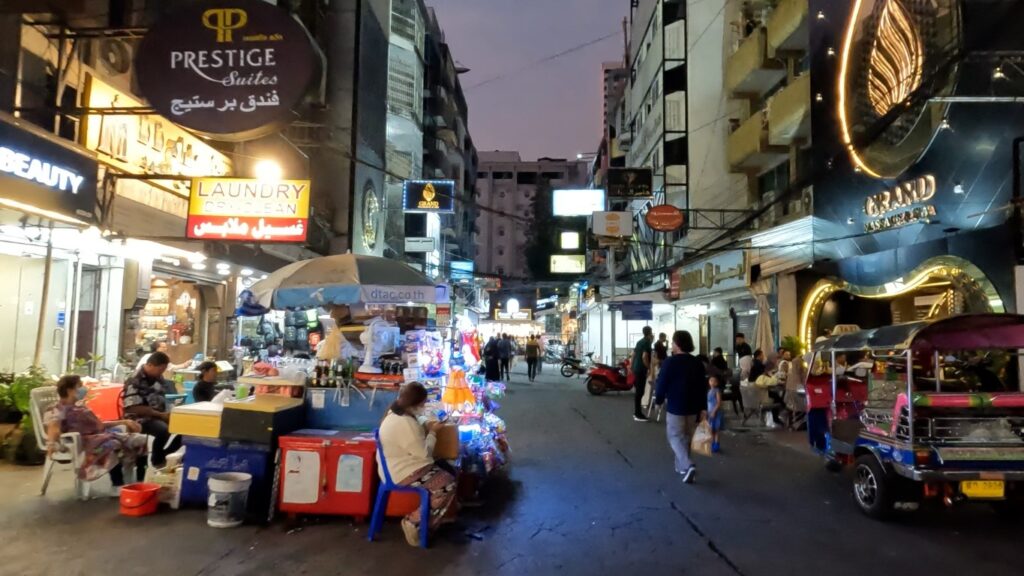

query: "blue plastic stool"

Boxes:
[367, 428, 431, 548]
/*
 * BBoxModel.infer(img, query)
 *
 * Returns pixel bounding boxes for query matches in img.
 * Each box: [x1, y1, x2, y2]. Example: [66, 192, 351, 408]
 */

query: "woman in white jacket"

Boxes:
[379, 382, 457, 546]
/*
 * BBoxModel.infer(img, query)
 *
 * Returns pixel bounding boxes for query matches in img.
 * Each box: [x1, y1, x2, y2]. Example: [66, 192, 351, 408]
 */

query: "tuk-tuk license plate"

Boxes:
[961, 481, 1005, 499]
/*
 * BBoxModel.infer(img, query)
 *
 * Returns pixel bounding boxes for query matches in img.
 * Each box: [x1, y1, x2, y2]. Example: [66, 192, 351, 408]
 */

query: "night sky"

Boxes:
[429, 0, 628, 161]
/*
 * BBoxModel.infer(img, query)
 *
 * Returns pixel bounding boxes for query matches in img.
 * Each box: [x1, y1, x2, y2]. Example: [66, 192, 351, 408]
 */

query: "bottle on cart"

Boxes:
[314, 360, 323, 387]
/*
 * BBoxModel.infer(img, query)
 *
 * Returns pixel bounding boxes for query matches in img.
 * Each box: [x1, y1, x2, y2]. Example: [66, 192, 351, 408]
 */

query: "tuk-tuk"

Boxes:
[805, 314, 1024, 519]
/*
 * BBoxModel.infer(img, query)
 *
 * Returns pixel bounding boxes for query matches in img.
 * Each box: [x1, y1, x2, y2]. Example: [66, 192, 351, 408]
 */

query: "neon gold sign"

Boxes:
[866, 0, 923, 118]
[863, 175, 935, 217]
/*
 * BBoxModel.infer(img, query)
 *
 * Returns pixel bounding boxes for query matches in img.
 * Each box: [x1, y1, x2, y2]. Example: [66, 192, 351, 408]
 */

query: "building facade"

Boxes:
[474, 152, 588, 280]
[0, 0, 476, 375]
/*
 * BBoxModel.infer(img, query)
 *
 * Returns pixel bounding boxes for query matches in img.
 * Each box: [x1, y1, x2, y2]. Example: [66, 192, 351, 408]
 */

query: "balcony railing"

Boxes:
[728, 109, 788, 172]
[767, 0, 809, 56]
[725, 27, 786, 97]
[767, 73, 811, 146]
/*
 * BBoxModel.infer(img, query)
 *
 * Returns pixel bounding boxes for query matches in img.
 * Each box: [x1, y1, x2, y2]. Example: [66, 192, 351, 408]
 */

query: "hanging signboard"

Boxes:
[550, 254, 586, 274]
[403, 180, 456, 213]
[187, 177, 310, 242]
[606, 167, 653, 198]
[593, 211, 634, 237]
[677, 251, 748, 299]
[644, 204, 685, 232]
[619, 301, 653, 321]
[404, 237, 437, 253]
[494, 310, 533, 321]
[134, 0, 319, 141]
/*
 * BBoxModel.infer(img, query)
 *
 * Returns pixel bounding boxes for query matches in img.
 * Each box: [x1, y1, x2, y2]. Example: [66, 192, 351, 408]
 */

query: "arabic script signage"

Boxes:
[862, 174, 938, 233]
[82, 75, 232, 202]
[187, 177, 310, 242]
[677, 251, 748, 300]
[134, 0, 318, 141]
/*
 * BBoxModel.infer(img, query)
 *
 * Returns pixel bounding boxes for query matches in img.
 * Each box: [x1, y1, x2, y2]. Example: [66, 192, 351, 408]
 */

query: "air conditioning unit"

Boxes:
[85, 37, 140, 95]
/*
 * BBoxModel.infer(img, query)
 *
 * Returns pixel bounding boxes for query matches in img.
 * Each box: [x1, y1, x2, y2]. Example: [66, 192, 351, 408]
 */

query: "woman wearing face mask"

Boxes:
[378, 382, 457, 546]
[45, 375, 149, 495]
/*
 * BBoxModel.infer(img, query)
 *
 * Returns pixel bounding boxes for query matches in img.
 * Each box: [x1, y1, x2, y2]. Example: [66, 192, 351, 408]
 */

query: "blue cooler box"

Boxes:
[304, 387, 398, 431]
[180, 436, 274, 522]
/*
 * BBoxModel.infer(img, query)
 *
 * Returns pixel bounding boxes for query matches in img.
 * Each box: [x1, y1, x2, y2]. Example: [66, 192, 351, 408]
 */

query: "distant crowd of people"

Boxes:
[482, 333, 548, 383]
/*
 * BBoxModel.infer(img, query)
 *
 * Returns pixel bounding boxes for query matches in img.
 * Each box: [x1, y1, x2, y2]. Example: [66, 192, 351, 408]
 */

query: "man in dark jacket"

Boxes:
[655, 330, 708, 484]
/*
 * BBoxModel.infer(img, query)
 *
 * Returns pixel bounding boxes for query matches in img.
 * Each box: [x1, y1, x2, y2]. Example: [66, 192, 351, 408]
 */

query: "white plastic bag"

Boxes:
[691, 421, 713, 457]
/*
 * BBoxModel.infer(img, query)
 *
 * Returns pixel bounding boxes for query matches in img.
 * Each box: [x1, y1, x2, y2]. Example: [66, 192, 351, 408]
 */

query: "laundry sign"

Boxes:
[187, 177, 311, 242]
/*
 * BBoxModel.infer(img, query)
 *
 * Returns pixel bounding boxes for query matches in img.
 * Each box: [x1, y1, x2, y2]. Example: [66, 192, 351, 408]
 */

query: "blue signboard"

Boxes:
[56, 311, 66, 327]
[619, 301, 653, 321]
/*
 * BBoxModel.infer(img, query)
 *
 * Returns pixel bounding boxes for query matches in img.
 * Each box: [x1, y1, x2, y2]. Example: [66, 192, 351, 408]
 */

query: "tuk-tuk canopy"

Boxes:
[812, 314, 1024, 353]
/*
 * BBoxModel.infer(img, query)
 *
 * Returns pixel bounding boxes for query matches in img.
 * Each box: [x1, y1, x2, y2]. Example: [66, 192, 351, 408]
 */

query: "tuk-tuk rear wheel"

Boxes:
[853, 455, 894, 520]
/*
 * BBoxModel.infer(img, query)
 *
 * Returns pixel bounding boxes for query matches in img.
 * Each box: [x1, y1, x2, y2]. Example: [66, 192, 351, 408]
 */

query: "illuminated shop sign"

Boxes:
[187, 177, 311, 242]
[403, 180, 456, 213]
[134, 0, 318, 141]
[862, 175, 937, 233]
[0, 117, 97, 220]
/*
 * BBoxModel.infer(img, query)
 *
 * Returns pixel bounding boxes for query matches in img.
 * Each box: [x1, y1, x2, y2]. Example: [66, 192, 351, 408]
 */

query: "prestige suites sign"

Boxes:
[188, 177, 310, 242]
[134, 0, 318, 141]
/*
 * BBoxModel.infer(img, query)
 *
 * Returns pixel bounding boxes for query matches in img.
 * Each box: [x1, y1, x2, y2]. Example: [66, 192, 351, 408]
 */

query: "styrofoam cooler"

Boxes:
[278, 429, 378, 518]
[304, 387, 398, 431]
[180, 437, 273, 522]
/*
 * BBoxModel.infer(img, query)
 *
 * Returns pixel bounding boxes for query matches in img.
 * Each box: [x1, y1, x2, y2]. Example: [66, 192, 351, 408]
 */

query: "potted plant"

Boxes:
[4, 366, 49, 465]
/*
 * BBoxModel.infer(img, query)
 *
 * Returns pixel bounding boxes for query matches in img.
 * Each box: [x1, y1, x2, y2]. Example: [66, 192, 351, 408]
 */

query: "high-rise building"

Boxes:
[474, 153, 588, 280]
[602, 61, 628, 131]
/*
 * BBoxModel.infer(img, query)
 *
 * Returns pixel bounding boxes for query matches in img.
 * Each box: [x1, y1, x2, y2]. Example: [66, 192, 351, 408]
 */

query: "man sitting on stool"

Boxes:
[122, 352, 182, 469]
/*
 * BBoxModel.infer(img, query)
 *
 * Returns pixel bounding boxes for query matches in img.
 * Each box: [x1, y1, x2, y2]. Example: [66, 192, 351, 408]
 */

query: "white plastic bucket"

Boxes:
[206, 472, 252, 528]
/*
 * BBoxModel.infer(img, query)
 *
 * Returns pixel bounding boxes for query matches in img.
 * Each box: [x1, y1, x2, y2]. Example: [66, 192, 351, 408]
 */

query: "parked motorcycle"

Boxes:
[560, 352, 594, 378]
[585, 359, 634, 395]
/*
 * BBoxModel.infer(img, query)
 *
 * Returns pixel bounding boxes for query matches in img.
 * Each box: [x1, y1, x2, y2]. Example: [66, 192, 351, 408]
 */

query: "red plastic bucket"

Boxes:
[120, 483, 160, 517]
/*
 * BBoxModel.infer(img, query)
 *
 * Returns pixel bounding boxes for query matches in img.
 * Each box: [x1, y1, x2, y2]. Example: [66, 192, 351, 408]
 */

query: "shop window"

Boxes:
[137, 277, 201, 361]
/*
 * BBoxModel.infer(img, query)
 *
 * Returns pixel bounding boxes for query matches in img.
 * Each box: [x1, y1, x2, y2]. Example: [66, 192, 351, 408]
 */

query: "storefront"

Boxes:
[803, 0, 1024, 347]
[670, 250, 759, 359]
[0, 113, 101, 375]
[580, 291, 674, 364]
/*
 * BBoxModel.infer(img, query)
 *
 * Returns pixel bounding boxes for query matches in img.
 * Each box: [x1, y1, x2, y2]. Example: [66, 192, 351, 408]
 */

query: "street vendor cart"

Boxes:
[805, 314, 1024, 519]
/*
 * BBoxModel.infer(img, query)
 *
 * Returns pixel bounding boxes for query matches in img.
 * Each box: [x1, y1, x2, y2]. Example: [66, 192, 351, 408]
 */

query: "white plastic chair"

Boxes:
[31, 386, 90, 500]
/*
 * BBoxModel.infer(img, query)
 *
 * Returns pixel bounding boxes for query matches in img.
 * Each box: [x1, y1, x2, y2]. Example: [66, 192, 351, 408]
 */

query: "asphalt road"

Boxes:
[1, 363, 1023, 575]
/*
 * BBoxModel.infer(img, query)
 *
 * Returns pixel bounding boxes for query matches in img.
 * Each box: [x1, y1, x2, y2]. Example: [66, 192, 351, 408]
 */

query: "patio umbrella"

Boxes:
[251, 253, 440, 310]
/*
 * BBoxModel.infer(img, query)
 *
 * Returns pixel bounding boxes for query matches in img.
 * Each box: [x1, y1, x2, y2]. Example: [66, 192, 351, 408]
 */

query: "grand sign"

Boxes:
[187, 177, 310, 242]
[0, 115, 97, 221]
[134, 0, 318, 141]
[862, 175, 938, 233]
[403, 180, 455, 213]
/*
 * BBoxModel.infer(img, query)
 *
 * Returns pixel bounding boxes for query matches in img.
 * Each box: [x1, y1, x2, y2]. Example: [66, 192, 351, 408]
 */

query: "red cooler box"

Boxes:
[278, 429, 378, 519]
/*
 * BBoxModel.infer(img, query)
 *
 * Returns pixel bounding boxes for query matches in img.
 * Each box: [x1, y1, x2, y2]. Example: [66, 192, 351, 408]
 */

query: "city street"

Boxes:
[1, 364, 1022, 576]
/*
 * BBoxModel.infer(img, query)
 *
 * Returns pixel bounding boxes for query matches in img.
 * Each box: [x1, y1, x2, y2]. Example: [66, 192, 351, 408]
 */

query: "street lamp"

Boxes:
[254, 159, 283, 181]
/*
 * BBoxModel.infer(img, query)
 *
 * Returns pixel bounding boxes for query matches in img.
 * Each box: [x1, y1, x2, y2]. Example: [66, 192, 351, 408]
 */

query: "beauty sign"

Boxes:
[187, 178, 311, 242]
[134, 0, 318, 141]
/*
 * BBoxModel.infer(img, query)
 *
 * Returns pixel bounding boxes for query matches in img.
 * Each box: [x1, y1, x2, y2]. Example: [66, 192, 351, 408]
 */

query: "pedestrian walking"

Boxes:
[525, 335, 540, 382]
[498, 333, 512, 381]
[483, 337, 501, 381]
[654, 330, 709, 484]
[631, 326, 654, 422]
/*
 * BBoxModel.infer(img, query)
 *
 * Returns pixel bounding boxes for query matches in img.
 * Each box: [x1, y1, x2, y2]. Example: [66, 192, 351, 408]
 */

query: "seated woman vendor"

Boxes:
[379, 382, 457, 547]
[46, 375, 149, 495]
[193, 361, 218, 403]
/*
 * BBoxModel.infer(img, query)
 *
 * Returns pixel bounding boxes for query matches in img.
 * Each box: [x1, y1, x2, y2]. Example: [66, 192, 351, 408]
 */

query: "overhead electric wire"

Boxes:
[464, 30, 623, 92]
